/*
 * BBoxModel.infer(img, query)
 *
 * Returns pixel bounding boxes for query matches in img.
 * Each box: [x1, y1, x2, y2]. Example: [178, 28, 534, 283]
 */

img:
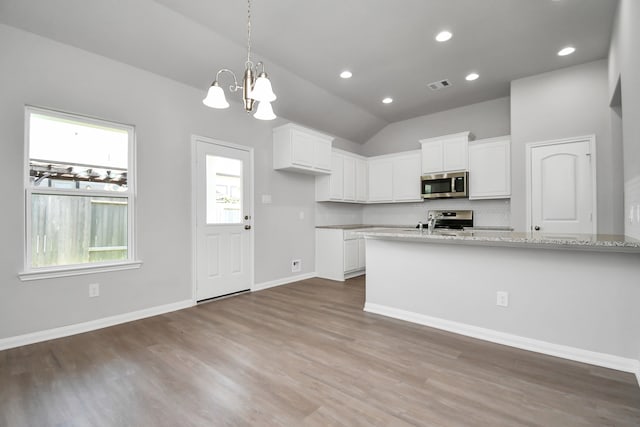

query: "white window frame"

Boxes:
[19, 106, 141, 281]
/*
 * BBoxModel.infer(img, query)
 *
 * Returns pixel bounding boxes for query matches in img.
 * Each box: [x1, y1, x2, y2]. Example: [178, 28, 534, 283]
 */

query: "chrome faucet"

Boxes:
[427, 212, 442, 232]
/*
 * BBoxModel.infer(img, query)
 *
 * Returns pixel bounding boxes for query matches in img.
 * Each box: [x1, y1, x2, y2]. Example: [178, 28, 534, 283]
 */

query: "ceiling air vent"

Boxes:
[428, 79, 452, 91]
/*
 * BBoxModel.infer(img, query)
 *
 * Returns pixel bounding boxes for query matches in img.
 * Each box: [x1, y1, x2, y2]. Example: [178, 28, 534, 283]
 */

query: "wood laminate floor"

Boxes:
[1, 277, 639, 426]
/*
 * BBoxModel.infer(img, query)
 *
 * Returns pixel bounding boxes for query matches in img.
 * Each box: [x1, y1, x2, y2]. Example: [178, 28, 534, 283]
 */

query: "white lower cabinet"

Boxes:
[316, 228, 366, 281]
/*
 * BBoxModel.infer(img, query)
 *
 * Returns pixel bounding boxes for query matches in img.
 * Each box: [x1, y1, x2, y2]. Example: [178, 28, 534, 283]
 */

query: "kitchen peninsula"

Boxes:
[357, 228, 640, 374]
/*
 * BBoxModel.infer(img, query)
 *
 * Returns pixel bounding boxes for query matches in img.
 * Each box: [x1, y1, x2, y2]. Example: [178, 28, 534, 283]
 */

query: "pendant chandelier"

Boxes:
[202, 0, 277, 120]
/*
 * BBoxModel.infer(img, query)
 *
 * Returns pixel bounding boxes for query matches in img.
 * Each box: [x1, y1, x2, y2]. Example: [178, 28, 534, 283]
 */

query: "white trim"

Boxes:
[364, 302, 640, 375]
[0, 299, 192, 351]
[190, 135, 255, 304]
[252, 272, 317, 292]
[525, 135, 597, 233]
[18, 260, 143, 281]
[23, 105, 138, 275]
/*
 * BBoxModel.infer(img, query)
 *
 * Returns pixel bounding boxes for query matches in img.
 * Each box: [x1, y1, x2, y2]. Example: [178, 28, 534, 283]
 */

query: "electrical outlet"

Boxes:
[291, 259, 301, 273]
[89, 283, 100, 298]
[496, 291, 509, 307]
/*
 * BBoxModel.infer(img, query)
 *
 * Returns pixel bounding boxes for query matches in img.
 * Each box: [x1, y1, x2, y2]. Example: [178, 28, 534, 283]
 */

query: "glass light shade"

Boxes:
[253, 101, 276, 120]
[249, 74, 277, 102]
[202, 83, 230, 109]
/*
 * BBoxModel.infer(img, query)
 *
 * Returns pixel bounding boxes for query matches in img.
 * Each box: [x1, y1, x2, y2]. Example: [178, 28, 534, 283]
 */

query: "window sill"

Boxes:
[18, 260, 143, 281]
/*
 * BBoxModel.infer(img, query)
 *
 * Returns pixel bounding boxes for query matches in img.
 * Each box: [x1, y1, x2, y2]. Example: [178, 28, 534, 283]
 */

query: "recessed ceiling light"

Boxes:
[340, 70, 353, 79]
[382, 97, 393, 104]
[557, 46, 576, 56]
[435, 31, 453, 42]
[465, 73, 479, 81]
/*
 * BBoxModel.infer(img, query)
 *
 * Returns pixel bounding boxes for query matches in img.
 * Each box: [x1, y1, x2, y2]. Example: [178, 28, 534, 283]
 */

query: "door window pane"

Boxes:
[206, 155, 242, 224]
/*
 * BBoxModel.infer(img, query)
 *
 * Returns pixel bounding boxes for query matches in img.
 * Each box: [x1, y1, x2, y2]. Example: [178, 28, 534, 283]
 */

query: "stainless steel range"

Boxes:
[427, 210, 473, 230]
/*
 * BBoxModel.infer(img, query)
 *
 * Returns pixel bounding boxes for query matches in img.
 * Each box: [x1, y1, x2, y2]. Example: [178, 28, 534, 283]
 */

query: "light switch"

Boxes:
[262, 194, 272, 204]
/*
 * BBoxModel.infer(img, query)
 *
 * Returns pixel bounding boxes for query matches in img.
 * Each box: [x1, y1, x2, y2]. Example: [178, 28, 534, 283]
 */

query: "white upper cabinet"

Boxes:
[273, 123, 334, 175]
[469, 136, 511, 200]
[368, 157, 394, 202]
[355, 158, 368, 202]
[343, 155, 356, 201]
[317, 149, 420, 204]
[420, 131, 471, 174]
[329, 152, 345, 200]
[316, 149, 367, 202]
[392, 152, 422, 201]
[369, 150, 422, 203]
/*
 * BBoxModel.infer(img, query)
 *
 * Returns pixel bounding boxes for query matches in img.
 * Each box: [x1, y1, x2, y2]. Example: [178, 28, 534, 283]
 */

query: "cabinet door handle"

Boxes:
[244, 225, 251, 230]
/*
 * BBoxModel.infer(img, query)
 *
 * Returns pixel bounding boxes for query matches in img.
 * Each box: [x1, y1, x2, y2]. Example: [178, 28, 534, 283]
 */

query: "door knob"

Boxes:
[534, 226, 540, 231]
[244, 225, 251, 230]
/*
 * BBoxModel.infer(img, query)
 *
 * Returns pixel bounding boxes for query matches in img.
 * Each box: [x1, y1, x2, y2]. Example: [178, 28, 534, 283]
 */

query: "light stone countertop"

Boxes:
[315, 224, 410, 230]
[354, 228, 640, 254]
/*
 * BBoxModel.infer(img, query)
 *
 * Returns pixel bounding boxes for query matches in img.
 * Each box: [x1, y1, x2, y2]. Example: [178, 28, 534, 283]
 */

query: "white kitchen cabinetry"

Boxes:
[316, 149, 367, 202]
[329, 152, 344, 200]
[273, 123, 334, 174]
[392, 153, 422, 201]
[356, 159, 368, 202]
[469, 136, 511, 200]
[369, 150, 422, 203]
[316, 228, 365, 281]
[343, 155, 356, 201]
[368, 158, 394, 202]
[420, 131, 471, 174]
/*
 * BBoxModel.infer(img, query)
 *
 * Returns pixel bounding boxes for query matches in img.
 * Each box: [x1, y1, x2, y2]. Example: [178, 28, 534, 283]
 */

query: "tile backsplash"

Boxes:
[316, 199, 511, 227]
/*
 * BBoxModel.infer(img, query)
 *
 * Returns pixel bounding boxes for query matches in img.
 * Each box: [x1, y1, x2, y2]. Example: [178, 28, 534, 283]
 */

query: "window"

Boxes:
[23, 107, 136, 276]
[206, 155, 242, 224]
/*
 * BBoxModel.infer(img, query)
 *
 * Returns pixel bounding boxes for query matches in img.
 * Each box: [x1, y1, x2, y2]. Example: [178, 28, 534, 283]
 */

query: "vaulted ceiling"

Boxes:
[0, 0, 618, 143]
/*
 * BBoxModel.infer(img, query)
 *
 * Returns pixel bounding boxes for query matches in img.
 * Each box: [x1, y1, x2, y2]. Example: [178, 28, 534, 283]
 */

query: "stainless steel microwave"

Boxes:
[421, 171, 468, 199]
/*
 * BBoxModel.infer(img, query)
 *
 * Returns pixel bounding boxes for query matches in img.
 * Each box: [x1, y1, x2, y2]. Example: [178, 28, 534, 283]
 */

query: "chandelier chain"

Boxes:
[246, 0, 252, 64]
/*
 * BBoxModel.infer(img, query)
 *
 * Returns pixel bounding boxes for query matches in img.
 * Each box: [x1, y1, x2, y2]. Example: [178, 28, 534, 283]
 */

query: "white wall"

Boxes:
[608, 0, 640, 375]
[510, 60, 622, 234]
[0, 24, 323, 340]
[361, 97, 511, 157]
[366, 239, 640, 365]
[609, 0, 640, 241]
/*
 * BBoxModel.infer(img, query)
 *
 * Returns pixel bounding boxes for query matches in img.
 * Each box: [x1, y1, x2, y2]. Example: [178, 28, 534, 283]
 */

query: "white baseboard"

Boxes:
[0, 299, 193, 352]
[252, 272, 317, 292]
[364, 302, 640, 375]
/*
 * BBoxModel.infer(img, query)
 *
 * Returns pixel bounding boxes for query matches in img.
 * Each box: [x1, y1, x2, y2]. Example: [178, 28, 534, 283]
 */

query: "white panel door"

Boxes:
[531, 140, 594, 234]
[196, 140, 252, 301]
